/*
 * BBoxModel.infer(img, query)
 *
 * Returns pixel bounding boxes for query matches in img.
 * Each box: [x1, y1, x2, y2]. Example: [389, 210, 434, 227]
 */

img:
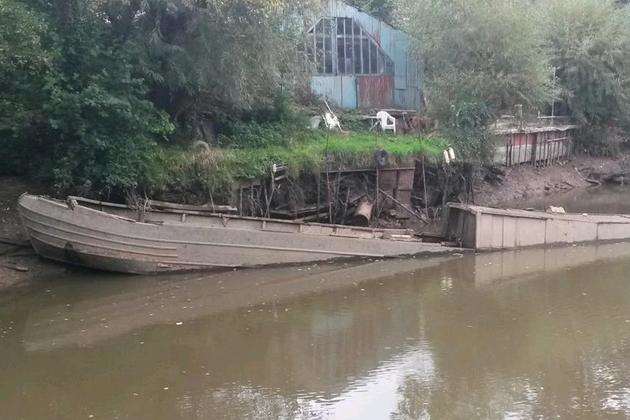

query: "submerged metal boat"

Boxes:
[18, 194, 454, 274]
[444, 203, 630, 250]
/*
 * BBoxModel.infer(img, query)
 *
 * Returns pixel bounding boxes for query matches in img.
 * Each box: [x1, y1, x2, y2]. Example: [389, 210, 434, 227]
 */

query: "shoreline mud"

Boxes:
[2, 153, 630, 292]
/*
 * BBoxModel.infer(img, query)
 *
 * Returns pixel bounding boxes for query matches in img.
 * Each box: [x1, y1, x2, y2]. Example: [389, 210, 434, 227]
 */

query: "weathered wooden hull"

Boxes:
[444, 203, 630, 250]
[18, 194, 454, 274]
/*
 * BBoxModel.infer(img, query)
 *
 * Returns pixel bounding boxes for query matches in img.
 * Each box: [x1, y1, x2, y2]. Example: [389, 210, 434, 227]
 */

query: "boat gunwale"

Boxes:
[20, 194, 415, 239]
[20, 197, 424, 259]
[60, 195, 412, 235]
[21, 210, 389, 258]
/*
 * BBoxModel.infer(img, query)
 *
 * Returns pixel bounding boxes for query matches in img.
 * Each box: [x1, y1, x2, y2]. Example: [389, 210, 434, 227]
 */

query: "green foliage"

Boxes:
[155, 133, 446, 202]
[574, 126, 621, 156]
[0, 0, 52, 175]
[398, 0, 555, 160]
[7, 0, 630, 198]
[1, 0, 316, 196]
[102, 0, 314, 127]
[347, 0, 395, 23]
[216, 93, 311, 149]
[542, 0, 630, 129]
[0, 0, 174, 195]
[399, 0, 630, 157]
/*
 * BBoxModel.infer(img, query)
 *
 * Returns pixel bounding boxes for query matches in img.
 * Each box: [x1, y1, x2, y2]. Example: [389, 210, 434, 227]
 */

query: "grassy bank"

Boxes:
[152, 132, 447, 202]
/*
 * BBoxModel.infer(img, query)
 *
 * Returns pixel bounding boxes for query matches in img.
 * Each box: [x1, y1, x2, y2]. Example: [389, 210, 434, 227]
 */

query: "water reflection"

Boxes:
[2, 242, 630, 419]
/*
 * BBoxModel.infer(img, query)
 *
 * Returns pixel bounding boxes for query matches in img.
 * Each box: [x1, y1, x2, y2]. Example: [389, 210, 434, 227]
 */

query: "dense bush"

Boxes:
[347, 0, 394, 23]
[0, 0, 175, 195]
[398, 0, 555, 160]
[543, 0, 630, 153]
[0, 0, 53, 176]
[399, 0, 630, 159]
[0, 0, 314, 196]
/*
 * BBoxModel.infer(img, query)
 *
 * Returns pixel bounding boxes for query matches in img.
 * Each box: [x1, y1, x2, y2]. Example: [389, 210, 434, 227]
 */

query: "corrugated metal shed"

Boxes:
[309, 0, 422, 111]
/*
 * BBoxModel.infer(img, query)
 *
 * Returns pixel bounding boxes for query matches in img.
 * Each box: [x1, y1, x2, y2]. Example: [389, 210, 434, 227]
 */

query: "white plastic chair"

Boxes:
[376, 111, 396, 134]
[323, 112, 342, 131]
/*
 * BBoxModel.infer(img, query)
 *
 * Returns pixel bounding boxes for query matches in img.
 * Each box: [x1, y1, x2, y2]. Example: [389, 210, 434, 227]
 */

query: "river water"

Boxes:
[2, 189, 630, 419]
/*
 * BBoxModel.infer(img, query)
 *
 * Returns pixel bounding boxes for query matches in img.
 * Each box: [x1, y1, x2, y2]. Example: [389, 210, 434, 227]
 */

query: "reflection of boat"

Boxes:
[445, 203, 630, 250]
[21, 257, 454, 351]
[18, 194, 455, 274]
[23, 240, 630, 352]
[471, 241, 630, 286]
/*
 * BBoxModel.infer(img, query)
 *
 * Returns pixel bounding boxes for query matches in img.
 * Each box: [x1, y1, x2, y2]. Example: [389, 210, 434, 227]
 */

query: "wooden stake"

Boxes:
[316, 173, 321, 223]
[422, 156, 429, 219]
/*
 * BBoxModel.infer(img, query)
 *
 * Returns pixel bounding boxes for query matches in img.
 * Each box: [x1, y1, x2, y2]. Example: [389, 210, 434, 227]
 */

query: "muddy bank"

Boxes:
[0, 177, 69, 290]
[2, 154, 630, 291]
[475, 154, 630, 206]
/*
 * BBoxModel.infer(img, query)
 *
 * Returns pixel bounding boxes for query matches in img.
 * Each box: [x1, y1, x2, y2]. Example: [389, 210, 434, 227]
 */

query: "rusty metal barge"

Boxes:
[18, 194, 456, 274]
[444, 203, 630, 251]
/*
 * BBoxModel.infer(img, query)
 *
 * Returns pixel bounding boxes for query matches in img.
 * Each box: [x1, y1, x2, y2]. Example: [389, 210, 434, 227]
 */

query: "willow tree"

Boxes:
[396, 0, 554, 159]
[542, 0, 630, 153]
[97, 0, 317, 130]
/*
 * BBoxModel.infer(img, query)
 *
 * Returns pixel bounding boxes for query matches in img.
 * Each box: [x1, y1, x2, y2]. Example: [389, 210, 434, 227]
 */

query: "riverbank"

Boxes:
[475, 153, 630, 205]
[0, 178, 69, 290]
[2, 153, 630, 291]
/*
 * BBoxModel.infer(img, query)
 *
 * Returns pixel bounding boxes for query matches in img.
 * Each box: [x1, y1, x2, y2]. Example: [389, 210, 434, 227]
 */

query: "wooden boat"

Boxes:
[444, 203, 630, 250]
[18, 194, 455, 274]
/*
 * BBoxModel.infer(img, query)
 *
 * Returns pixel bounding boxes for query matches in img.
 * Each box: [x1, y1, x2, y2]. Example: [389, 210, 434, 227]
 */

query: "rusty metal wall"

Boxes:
[495, 129, 575, 167]
[357, 75, 394, 109]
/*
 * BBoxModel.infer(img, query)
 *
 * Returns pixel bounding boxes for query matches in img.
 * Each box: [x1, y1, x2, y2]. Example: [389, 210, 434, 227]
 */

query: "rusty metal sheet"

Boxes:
[357, 75, 394, 109]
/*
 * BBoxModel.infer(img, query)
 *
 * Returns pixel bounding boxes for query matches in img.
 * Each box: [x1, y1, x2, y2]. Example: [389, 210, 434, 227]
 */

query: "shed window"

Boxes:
[308, 17, 394, 76]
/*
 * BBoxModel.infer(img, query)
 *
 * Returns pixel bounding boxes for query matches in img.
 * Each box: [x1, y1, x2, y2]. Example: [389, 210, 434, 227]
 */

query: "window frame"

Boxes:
[308, 17, 394, 77]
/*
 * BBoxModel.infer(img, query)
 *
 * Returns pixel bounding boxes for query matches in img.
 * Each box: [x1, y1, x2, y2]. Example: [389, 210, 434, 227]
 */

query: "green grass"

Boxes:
[152, 131, 447, 201]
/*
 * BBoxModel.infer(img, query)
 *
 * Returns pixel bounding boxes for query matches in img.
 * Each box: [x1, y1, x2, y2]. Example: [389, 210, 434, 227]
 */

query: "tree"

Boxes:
[542, 0, 630, 129]
[1, 0, 174, 194]
[347, 0, 394, 23]
[0, 0, 53, 175]
[397, 0, 554, 159]
[1, 0, 316, 195]
[99, 0, 315, 130]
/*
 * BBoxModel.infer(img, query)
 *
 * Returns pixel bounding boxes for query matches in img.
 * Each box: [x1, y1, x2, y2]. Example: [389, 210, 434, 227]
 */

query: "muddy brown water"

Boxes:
[1, 239, 630, 419]
[2, 186, 630, 419]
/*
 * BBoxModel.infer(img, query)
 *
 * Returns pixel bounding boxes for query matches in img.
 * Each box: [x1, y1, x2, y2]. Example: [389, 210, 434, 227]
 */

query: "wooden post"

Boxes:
[326, 170, 333, 224]
[375, 166, 380, 226]
[249, 185, 254, 217]
[422, 156, 429, 219]
[316, 173, 321, 222]
[239, 187, 243, 216]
